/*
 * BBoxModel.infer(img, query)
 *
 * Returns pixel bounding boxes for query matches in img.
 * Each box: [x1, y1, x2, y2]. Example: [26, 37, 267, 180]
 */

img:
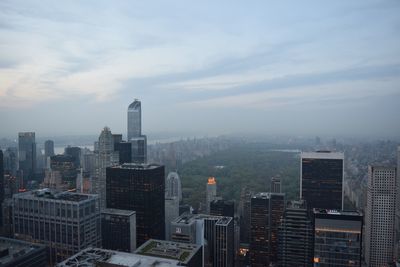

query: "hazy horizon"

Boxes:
[1, 1, 400, 138]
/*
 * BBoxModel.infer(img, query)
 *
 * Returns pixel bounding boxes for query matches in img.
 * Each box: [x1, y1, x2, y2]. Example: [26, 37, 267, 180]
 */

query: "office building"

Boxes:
[250, 192, 285, 267]
[18, 132, 36, 183]
[64, 146, 81, 168]
[114, 141, 132, 164]
[396, 146, 400, 260]
[1, 199, 13, 237]
[135, 239, 203, 267]
[106, 163, 165, 246]
[93, 127, 119, 209]
[57, 248, 183, 267]
[3, 147, 18, 176]
[13, 189, 101, 264]
[48, 154, 77, 189]
[271, 176, 281, 193]
[166, 171, 182, 201]
[44, 140, 54, 158]
[165, 196, 180, 240]
[127, 100, 147, 163]
[101, 208, 136, 252]
[239, 187, 252, 244]
[300, 151, 344, 210]
[171, 213, 203, 244]
[0, 237, 47, 267]
[210, 199, 234, 218]
[365, 165, 397, 267]
[278, 200, 313, 267]
[313, 209, 363, 267]
[206, 177, 217, 214]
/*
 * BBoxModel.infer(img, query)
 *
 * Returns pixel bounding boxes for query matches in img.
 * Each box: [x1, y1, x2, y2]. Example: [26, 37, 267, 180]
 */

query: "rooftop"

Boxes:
[0, 237, 46, 265]
[135, 239, 201, 264]
[252, 192, 285, 199]
[301, 151, 344, 160]
[13, 189, 96, 202]
[172, 213, 233, 226]
[111, 163, 163, 170]
[57, 248, 181, 267]
[102, 208, 136, 216]
[313, 209, 362, 217]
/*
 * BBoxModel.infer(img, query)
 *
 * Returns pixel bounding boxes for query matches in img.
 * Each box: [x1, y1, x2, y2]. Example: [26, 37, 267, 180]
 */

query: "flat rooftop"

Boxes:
[135, 239, 201, 264]
[56, 248, 181, 267]
[0, 237, 45, 265]
[172, 213, 233, 226]
[301, 151, 344, 160]
[252, 192, 285, 199]
[110, 163, 162, 170]
[13, 189, 96, 202]
[313, 209, 362, 217]
[102, 208, 136, 216]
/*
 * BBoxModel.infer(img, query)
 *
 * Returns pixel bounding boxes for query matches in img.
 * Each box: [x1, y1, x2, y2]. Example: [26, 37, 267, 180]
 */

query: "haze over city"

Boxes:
[0, 0, 399, 138]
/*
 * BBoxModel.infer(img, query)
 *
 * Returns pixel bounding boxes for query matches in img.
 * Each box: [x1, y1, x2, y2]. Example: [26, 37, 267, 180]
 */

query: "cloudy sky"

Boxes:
[0, 0, 399, 138]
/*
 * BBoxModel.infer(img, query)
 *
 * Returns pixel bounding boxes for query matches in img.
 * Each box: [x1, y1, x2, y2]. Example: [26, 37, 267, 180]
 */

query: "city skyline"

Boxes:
[0, 1, 399, 137]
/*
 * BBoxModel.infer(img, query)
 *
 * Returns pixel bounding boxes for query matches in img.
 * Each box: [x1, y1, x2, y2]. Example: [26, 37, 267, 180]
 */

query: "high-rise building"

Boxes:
[206, 177, 217, 214]
[127, 99, 142, 140]
[114, 141, 132, 164]
[101, 208, 136, 252]
[48, 154, 77, 189]
[270, 176, 281, 193]
[44, 140, 54, 157]
[365, 165, 397, 267]
[396, 146, 400, 259]
[127, 100, 147, 163]
[166, 171, 182, 202]
[13, 189, 101, 265]
[0, 150, 3, 228]
[3, 147, 18, 176]
[278, 200, 313, 267]
[106, 163, 165, 247]
[165, 196, 180, 240]
[18, 132, 36, 183]
[239, 187, 252, 244]
[170, 213, 204, 245]
[313, 209, 363, 267]
[64, 146, 81, 168]
[210, 199, 234, 218]
[300, 151, 344, 210]
[93, 127, 118, 209]
[135, 239, 203, 267]
[250, 192, 285, 267]
[0, 237, 47, 267]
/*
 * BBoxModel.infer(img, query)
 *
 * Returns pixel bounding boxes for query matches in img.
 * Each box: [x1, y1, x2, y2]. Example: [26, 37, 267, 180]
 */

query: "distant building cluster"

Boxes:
[0, 100, 399, 267]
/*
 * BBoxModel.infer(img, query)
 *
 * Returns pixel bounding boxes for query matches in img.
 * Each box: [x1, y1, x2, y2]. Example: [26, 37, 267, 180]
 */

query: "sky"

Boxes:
[0, 0, 399, 139]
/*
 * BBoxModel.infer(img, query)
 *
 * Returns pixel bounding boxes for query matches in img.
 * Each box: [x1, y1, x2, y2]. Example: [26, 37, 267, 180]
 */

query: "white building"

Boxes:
[365, 165, 397, 267]
[166, 172, 182, 201]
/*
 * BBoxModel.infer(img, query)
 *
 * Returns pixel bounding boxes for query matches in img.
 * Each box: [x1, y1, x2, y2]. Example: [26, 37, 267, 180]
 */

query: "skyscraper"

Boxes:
[313, 209, 363, 267]
[239, 187, 252, 244]
[270, 176, 281, 193]
[206, 177, 217, 214]
[300, 151, 344, 210]
[44, 140, 54, 158]
[64, 146, 81, 168]
[106, 163, 165, 247]
[278, 200, 313, 267]
[250, 192, 285, 267]
[365, 165, 397, 267]
[127, 99, 142, 140]
[166, 171, 182, 201]
[165, 196, 179, 240]
[93, 127, 118, 209]
[210, 199, 235, 218]
[0, 150, 3, 228]
[13, 189, 101, 265]
[18, 132, 36, 183]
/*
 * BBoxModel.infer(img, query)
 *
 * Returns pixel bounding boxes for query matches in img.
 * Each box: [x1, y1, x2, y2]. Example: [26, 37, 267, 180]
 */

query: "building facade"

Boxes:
[365, 165, 397, 267]
[165, 196, 180, 240]
[206, 177, 217, 214]
[313, 209, 363, 267]
[18, 132, 36, 183]
[127, 100, 147, 163]
[166, 171, 182, 201]
[106, 163, 165, 247]
[250, 192, 285, 267]
[300, 151, 344, 210]
[101, 208, 136, 252]
[0, 237, 47, 267]
[210, 199, 234, 218]
[12, 189, 101, 264]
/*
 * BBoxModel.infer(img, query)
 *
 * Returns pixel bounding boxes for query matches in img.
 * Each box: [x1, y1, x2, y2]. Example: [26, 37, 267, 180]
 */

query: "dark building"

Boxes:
[101, 208, 136, 252]
[239, 187, 252, 244]
[214, 216, 234, 267]
[0, 150, 3, 228]
[313, 209, 363, 267]
[44, 140, 54, 159]
[112, 134, 123, 146]
[106, 163, 165, 247]
[250, 192, 285, 267]
[130, 136, 147, 163]
[50, 154, 77, 189]
[270, 176, 281, 193]
[179, 204, 191, 215]
[135, 239, 203, 267]
[0, 237, 47, 267]
[300, 151, 344, 210]
[210, 199, 234, 218]
[18, 132, 36, 183]
[114, 141, 132, 164]
[278, 200, 313, 267]
[3, 147, 17, 176]
[64, 146, 81, 168]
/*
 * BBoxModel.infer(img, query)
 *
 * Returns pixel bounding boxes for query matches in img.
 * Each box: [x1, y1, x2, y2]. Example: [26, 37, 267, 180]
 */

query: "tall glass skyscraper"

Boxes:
[300, 151, 344, 210]
[127, 99, 142, 140]
[18, 132, 36, 183]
